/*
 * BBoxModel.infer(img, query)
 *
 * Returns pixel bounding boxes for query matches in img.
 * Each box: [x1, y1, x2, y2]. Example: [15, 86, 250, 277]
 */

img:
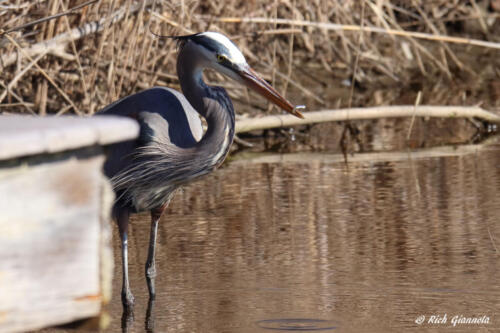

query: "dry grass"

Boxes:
[1, 0, 499, 116]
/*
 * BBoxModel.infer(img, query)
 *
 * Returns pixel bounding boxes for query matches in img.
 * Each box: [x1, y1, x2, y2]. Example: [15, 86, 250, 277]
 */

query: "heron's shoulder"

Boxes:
[146, 86, 187, 102]
[95, 86, 203, 146]
[97, 86, 191, 115]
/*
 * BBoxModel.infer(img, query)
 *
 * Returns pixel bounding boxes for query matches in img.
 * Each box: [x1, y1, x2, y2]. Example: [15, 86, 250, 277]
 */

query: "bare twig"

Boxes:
[212, 16, 500, 50]
[58, 0, 89, 106]
[0, 51, 47, 103]
[0, 80, 36, 114]
[406, 91, 422, 141]
[1, 1, 152, 68]
[3, 34, 80, 114]
[0, 0, 99, 35]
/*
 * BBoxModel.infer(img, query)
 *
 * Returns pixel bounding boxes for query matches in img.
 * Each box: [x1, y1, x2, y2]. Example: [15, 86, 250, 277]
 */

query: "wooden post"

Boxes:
[0, 115, 139, 333]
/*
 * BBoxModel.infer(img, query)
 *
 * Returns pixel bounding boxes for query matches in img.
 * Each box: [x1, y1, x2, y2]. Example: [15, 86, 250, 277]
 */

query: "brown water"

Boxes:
[99, 141, 500, 333]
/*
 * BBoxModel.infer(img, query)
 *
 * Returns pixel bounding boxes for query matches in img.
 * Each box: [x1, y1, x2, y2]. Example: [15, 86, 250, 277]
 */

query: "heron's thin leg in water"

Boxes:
[146, 204, 167, 299]
[118, 208, 134, 309]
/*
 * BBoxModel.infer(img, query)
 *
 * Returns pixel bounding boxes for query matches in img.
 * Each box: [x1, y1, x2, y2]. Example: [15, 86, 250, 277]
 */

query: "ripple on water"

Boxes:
[256, 318, 339, 331]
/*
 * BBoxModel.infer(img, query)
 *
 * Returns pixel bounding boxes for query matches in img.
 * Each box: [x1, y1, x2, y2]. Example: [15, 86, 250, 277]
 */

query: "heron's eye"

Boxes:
[216, 54, 227, 63]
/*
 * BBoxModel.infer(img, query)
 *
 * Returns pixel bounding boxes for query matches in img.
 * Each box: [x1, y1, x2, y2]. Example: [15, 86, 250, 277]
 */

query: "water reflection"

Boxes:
[108, 143, 500, 332]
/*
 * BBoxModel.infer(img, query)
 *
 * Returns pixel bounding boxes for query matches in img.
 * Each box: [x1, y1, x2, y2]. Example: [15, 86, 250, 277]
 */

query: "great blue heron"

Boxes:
[98, 31, 304, 309]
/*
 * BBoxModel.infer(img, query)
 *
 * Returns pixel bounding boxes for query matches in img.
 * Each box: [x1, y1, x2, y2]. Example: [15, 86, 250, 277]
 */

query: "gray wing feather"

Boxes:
[98, 86, 202, 144]
[97, 87, 203, 180]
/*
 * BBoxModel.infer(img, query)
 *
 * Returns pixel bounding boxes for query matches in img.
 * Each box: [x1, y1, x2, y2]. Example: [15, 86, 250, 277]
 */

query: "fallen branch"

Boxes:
[1, 1, 151, 68]
[235, 105, 500, 133]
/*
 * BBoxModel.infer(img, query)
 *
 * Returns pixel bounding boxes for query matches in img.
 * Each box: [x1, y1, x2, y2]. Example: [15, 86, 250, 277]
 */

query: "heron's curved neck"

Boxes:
[177, 45, 235, 167]
[177, 48, 206, 117]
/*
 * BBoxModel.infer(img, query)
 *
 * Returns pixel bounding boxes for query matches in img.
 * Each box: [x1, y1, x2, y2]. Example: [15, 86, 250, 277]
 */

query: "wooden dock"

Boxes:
[0, 115, 138, 333]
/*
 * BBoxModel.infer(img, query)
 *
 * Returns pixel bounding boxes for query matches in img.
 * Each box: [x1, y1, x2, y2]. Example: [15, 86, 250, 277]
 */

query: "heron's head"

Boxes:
[173, 32, 304, 118]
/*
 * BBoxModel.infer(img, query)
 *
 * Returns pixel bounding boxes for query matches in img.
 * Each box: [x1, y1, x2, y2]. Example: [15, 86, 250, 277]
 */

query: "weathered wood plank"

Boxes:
[0, 115, 138, 333]
[0, 115, 139, 160]
[0, 151, 114, 332]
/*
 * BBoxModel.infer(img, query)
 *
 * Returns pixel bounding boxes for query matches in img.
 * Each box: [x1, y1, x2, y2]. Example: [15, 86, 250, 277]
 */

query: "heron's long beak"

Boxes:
[238, 67, 304, 119]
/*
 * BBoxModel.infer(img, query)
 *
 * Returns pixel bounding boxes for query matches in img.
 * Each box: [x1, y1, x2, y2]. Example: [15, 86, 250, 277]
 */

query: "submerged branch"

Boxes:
[232, 143, 487, 165]
[235, 105, 500, 133]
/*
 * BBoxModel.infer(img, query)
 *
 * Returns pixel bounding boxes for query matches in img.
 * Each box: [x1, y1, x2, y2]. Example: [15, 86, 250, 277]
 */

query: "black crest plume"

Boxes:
[149, 28, 201, 49]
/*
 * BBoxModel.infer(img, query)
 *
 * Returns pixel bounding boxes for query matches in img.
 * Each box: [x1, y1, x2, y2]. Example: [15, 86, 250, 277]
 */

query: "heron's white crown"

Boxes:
[199, 32, 247, 66]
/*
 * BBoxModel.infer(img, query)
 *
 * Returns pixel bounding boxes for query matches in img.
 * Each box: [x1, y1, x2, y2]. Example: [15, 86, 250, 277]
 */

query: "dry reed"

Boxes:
[0, 0, 499, 116]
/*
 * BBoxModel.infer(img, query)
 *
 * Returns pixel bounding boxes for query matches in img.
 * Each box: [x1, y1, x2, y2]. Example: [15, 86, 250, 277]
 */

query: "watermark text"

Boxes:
[415, 314, 490, 327]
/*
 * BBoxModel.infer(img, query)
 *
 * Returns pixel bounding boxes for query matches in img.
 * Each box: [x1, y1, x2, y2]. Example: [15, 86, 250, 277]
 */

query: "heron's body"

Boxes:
[97, 31, 303, 311]
[100, 86, 234, 211]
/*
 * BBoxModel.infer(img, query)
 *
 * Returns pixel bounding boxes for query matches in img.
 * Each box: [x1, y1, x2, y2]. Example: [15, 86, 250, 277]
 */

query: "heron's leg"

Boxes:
[117, 208, 134, 310]
[145, 204, 167, 299]
[145, 296, 156, 333]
